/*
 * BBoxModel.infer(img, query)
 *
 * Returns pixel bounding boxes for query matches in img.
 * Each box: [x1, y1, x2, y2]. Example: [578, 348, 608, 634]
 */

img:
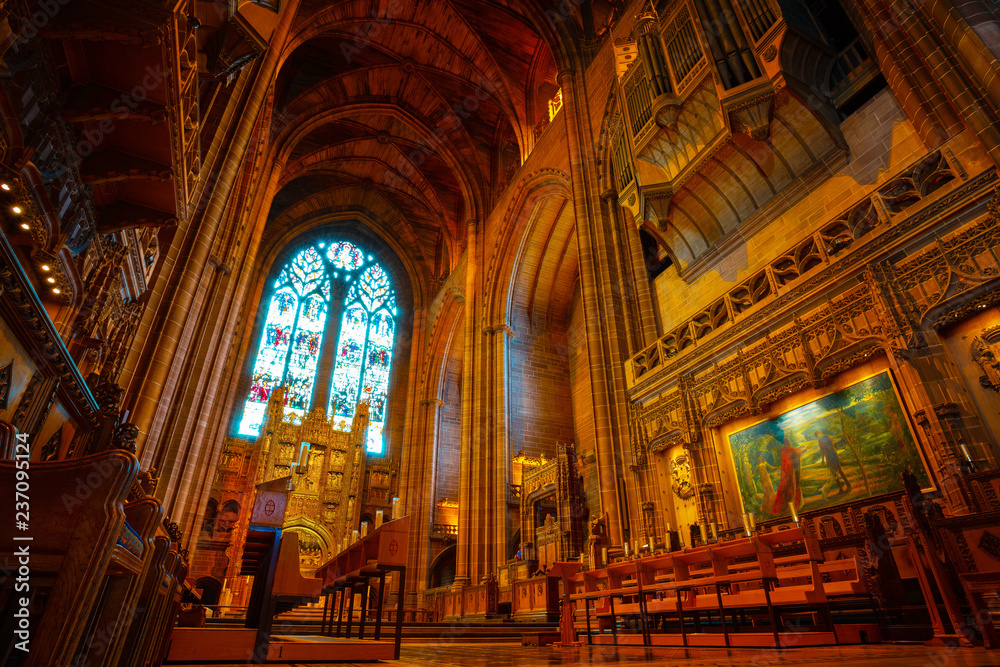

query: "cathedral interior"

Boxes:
[2, 0, 1000, 664]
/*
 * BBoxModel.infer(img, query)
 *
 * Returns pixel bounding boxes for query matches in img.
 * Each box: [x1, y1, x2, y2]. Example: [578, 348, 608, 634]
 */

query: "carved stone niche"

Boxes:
[970, 325, 1000, 391]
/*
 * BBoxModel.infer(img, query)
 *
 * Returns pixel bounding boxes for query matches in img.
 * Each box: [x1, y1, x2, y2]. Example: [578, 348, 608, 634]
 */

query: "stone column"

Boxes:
[558, 68, 624, 544]
[454, 220, 477, 586]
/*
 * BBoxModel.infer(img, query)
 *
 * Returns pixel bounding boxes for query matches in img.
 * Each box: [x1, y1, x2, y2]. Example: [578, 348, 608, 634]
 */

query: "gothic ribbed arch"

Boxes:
[236, 240, 397, 455]
[483, 170, 572, 329]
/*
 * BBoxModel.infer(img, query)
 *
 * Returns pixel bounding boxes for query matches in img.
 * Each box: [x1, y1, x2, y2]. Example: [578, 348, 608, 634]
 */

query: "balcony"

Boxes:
[611, 0, 849, 276]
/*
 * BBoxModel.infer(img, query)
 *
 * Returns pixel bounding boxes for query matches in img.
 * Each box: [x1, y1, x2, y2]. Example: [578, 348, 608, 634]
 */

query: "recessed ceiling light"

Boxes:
[52, 288, 60, 294]
[12, 206, 22, 214]
[41, 264, 50, 271]
[1, 183, 9, 191]
[19, 223, 29, 230]
[46, 277, 55, 283]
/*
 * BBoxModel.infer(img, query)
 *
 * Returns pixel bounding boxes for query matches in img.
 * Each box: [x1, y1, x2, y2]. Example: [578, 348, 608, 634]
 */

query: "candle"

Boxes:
[788, 502, 799, 524]
[961, 443, 973, 462]
[749, 512, 756, 530]
[711, 523, 718, 542]
[361, 521, 368, 537]
[634, 540, 640, 556]
[351, 529, 359, 544]
[679, 528, 686, 549]
[743, 513, 752, 537]
[665, 521, 671, 534]
[602, 546, 608, 566]
[392, 497, 400, 520]
[699, 523, 708, 544]
[624, 542, 630, 558]
[375, 510, 384, 529]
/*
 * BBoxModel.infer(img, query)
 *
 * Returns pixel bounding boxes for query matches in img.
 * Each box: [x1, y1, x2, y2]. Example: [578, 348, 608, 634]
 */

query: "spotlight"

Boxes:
[20, 223, 29, 230]
[12, 206, 22, 214]
[1, 183, 9, 191]
[41, 264, 50, 271]
[46, 277, 55, 283]
[52, 288, 61, 294]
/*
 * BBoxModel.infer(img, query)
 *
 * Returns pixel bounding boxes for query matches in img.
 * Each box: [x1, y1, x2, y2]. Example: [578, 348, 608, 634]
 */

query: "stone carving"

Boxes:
[670, 449, 695, 499]
[970, 325, 1000, 390]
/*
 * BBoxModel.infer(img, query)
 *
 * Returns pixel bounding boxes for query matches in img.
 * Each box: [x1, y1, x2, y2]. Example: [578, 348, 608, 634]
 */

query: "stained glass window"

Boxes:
[236, 242, 396, 454]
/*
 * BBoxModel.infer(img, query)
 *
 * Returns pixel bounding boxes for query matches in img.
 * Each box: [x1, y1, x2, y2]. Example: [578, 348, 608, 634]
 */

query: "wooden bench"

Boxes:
[314, 515, 410, 660]
[565, 526, 872, 648]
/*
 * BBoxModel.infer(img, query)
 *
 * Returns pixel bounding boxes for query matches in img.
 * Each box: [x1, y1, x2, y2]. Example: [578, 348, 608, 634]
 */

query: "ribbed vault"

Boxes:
[260, 0, 573, 291]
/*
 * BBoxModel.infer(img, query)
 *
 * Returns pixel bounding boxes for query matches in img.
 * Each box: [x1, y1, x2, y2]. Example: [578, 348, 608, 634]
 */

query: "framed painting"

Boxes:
[728, 371, 931, 520]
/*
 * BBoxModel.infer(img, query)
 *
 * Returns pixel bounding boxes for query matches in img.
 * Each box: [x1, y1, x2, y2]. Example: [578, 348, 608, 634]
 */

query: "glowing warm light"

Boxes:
[19, 223, 29, 230]
[12, 206, 22, 214]
[52, 288, 60, 294]
[46, 277, 55, 284]
[1, 183, 9, 191]
[41, 264, 50, 271]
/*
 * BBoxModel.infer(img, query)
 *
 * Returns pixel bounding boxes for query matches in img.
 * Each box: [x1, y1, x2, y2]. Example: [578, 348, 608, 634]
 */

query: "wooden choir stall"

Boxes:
[0, 449, 190, 667]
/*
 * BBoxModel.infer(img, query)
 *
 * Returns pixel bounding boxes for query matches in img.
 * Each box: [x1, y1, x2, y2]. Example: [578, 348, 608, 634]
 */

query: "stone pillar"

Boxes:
[487, 323, 513, 575]
[844, 0, 963, 149]
[454, 220, 477, 586]
[892, 0, 1000, 165]
[558, 68, 624, 544]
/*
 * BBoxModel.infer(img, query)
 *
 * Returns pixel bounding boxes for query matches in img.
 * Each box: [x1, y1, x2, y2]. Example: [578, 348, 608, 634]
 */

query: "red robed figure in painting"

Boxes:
[771, 435, 803, 514]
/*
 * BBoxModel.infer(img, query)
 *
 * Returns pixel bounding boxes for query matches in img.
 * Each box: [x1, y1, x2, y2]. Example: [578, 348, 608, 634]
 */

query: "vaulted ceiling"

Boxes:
[264, 0, 567, 281]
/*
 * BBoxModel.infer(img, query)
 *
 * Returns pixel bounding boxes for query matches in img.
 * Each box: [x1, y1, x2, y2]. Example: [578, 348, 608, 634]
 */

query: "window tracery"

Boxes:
[237, 241, 396, 453]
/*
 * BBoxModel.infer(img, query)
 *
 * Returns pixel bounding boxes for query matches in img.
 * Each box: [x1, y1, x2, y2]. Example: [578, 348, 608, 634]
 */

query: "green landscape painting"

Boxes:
[730, 372, 931, 520]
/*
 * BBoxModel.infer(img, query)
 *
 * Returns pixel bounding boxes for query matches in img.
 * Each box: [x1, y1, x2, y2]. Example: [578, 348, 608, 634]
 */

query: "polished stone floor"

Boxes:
[388, 642, 997, 667]
[185, 641, 1000, 666]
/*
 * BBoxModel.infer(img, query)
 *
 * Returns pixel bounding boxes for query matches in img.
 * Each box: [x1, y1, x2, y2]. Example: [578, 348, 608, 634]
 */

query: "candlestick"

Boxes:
[602, 546, 608, 566]
[743, 513, 752, 537]
[392, 497, 400, 520]
[788, 502, 799, 524]
[624, 542, 629, 558]
[633, 539, 640, 557]
[699, 522, 708, 544]
[749, 512, 756, 530]
[679, 527, 686, 549]
[351, 529, 359, 545]
[361, 521, 368, 537]
[375, 510, 384, 529]
[711, 523, 718, 542]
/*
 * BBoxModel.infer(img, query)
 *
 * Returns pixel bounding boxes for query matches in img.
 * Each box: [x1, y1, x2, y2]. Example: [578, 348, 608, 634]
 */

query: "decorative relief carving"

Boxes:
[669, 449, 695, 499]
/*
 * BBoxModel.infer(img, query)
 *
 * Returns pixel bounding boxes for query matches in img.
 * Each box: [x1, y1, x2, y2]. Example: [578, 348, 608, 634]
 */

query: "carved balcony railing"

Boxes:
[627, 149, 971, 389]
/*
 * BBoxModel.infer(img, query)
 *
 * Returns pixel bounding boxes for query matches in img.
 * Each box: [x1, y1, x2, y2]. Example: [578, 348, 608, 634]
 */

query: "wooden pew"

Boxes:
[115, 524, 188, 667]
[271, 531, 324, 613]
[570, 526, 864, 648]
[314, 515, 410, 660]
[0, 450, 162, 667]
